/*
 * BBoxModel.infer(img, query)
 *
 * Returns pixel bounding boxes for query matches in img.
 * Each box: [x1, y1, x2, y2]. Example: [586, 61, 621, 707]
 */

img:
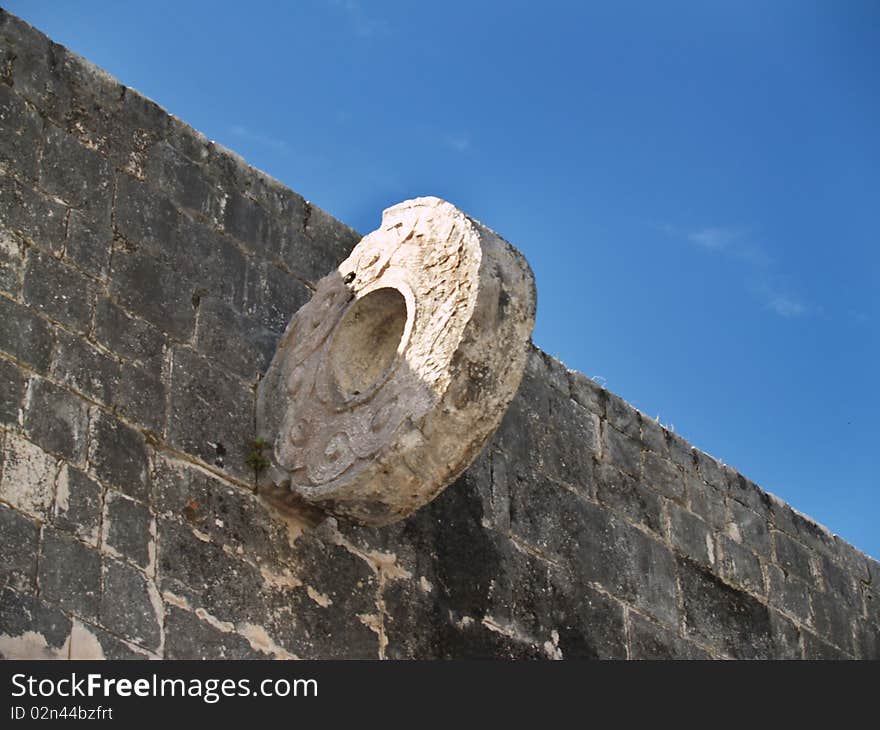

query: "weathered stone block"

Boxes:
[39, 39, 121, 152]
[263, 537, 381, 659]
[566, 369, 605, 417]
[164, 116, 210, 165]
[511, 479, 678, 624]
[677, 555, 773, 659]
[109, 248, 196, 340]
[53, 464, 102, 545]
[716, 534, 764, 595]
[166, 346, 253, 480]
[242, 258, 310, 334]
[603, 422, 641, 476]
[99, 558, 161, 651]
[0, 171, 67, 253]
[628, 611, 709, 659]
[393, 502, 500, 637]
[726, 470, 770, 514]
[1, 17, 71, 123]
[52, 332, 119, 406]
[157, 518, 281, 638]
[439, 621, 545, 659]
[0, 586, 71, 659]
[39, 124, 111, 218]
[23, 376, 89, 463]
[0, 294, 54, 371]
[0, 433, 57, 519]
[23, 248, 93, 331]
[605, 391, 639, 438]
[65, 210, 111, 278]
[667, 502, 715, 568]
[494, 369, 550, 476]
[540, 393, 598, 494]
[0, 39, 11, 84]
[163, 604, 268, 660]
[693, 449, 726, 490]
[802, 630, 850, 659]
[769, 494, 837, 556]
[88, 410, 150, 502]
[666, 430, 696, 472]
[304, 202, 360, 260]
[833, 538, 871, 584]
[0, 355, 25, 427]
[39, 528, 101, 620]
[725, 499, 771, 557]
[222, 189, 275, 255]
[157, 517, 245, 595]
[433, 445, 495, 537]
[854, 620, 879, 660]
[817, 552, 859, 605]
[773, 530, 815, 583]
[864, 586, 879, 628]
[640, 415, 668, 456]
[686, 476, 726, 530]
[114, 173, 180, 255]
[0, 84, 41, 181]
[238, 166, 293, 218]
[769, 609, 802, 659]
[397, 473, 512, 626]
[509, 476, 584, 558]
[103, 490, 153, 569]
[0, 502, 40, 592]
[536, 350, 571, 397]
[114, 359, 165, 433]
[810, 588, 855, 656]
[279, 201, 360, 283]
[195, 296, 277, 381]
[0, 227, 23, 296]
[94, 296, 165, 363]
[151, 455, 292, 566]
[119, 86, 170, 149]
[69, 619, 152, 659]
[510, 552, 628, 659]
[641, 450, 685, 501]
[382, 579, 444, 659]
[484, 447, 512, 531]
[594, 462, 663, 535]
[766, 563, 811, 624]
[145, 140, 224, 225]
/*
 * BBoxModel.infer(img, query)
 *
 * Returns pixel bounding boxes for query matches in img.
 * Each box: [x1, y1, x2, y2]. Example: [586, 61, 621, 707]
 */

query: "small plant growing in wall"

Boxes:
[245, 437, 271, 482]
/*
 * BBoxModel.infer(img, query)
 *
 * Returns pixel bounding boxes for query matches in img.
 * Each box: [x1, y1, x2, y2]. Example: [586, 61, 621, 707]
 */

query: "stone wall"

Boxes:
[1, 10, 877, 659]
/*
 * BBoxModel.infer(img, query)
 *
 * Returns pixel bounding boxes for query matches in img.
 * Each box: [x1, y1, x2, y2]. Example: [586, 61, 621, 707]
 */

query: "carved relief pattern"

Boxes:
[257, 196, 535, 525]
[272, 200, 480, 496]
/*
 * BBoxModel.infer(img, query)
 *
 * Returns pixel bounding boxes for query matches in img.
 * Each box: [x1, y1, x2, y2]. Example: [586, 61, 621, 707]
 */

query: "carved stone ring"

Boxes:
[256, 197, 536, 526]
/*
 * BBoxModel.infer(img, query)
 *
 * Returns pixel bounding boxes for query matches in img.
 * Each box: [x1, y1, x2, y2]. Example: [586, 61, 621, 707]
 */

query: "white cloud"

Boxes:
[330, 0, 390, 38]
[686, 227, 741, 251]
[227, 125, 290, 155]
[765, 293, 807, 318]
[753, 276, 812, 318]
[662, 223, 813, 319]
[443, 133, 471, 152]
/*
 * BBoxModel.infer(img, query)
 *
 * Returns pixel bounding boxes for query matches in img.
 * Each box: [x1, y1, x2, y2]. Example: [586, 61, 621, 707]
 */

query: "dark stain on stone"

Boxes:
[182, 500, 200, 524]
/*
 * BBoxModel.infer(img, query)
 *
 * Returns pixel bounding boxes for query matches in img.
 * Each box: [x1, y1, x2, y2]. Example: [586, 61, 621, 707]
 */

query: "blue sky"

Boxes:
[8, 1, 878, 558]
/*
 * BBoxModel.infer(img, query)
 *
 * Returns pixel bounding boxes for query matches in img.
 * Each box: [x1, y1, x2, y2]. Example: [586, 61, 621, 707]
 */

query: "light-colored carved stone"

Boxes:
[257, 197, 535, 525]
